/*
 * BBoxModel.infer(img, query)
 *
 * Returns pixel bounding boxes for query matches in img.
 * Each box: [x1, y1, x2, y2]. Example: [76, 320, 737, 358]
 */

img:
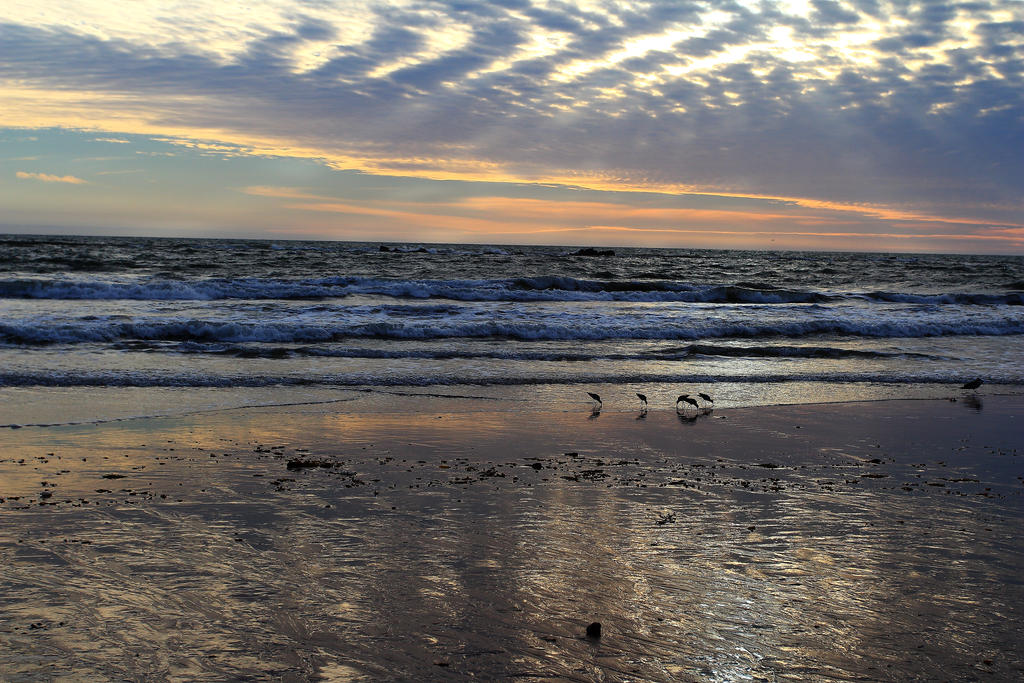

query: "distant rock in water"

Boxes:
[570, 248, 615, 257]
[379, 245, 429, 253]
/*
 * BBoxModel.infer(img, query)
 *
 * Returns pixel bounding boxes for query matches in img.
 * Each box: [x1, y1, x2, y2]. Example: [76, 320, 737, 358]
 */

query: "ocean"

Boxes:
[2, 234, 1022, 425]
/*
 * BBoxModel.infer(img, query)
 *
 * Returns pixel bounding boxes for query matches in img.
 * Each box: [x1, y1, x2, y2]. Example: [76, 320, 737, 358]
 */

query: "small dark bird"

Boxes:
[676, 394, 699, 410]
[587, 392, 603, 405]
[961, 378, 983, 390]
[697, 392, 714, 405]
[636, 392, 648, 406]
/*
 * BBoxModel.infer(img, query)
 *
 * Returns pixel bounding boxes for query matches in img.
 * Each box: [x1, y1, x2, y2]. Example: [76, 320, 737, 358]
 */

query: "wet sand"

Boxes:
[1, 396, 1022, 681]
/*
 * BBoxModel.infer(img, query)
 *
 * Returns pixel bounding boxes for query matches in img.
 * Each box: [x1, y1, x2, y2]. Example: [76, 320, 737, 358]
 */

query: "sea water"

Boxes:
[1, 234, 1022, 424]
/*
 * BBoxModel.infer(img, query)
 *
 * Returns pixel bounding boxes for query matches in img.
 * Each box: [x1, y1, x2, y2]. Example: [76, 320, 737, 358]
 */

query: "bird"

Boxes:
[961, 378, 983, 390]
[697, 392, 714, 405]
[676, 394, 699, 410]
[636, 392, 648, 407]
[587, 392, 603, 406]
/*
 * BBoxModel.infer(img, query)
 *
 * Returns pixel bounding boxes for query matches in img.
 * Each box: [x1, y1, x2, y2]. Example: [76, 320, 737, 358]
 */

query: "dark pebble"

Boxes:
[586, 622, 601, 638]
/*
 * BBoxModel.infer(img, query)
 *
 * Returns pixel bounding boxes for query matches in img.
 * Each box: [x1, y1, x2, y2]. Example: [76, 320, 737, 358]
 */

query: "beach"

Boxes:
[2, 394, 1022, 681]
[2, 235, 1022, 679]
[5, 0, 1024, 678]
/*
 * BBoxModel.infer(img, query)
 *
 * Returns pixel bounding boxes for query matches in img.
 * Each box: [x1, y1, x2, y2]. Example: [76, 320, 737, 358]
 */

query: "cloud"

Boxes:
[240, 185, 328, 200]
[16, 171, 88, 184]
[0, 0, 1021, 244]
[809, 0, 861, 25]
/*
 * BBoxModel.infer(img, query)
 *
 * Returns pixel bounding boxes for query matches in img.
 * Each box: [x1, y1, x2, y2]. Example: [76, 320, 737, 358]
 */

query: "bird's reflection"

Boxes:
[676, 410, 698, 424]
[636, 408, 648, 420]
[961, 394, 983, 412]
[589, 406, 602, 420]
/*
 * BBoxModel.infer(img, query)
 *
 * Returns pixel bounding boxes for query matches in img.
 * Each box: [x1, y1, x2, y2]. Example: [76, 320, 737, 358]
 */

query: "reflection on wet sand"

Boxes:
[1, 399, 1022, 681]
[960, 394, 984, 412]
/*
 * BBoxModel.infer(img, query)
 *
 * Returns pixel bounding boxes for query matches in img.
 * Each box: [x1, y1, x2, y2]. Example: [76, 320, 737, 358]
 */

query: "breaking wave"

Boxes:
[2, 276, 1021, 305]
[3, 317, 1022, 346]
[0, 369, 1013, 389]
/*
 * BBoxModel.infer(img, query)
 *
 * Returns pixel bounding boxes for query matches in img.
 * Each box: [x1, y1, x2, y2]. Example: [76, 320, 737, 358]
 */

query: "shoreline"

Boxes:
[3, 380, 1021, 430]
[2, 396, 1022, 681]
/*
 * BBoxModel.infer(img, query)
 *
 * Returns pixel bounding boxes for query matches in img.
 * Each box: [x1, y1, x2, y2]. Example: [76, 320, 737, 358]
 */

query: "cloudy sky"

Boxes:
[1, 0, 1022, 252]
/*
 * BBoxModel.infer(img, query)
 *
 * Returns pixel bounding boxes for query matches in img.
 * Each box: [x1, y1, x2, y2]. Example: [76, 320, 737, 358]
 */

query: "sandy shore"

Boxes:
[2, 395, 1022, 681]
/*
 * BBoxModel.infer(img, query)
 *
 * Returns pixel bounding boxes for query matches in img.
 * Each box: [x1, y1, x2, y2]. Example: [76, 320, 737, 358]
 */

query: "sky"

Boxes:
[1, 0, 1022, 253]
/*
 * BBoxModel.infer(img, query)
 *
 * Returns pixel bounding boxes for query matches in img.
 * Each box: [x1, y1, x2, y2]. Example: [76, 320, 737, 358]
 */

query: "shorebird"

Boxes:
[676, 394, 699, 410]
[961, 378, 983, 390]
[636, 392, 648, 407]
[587, 392, 603, 406]
[697, 392, 714, 405]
